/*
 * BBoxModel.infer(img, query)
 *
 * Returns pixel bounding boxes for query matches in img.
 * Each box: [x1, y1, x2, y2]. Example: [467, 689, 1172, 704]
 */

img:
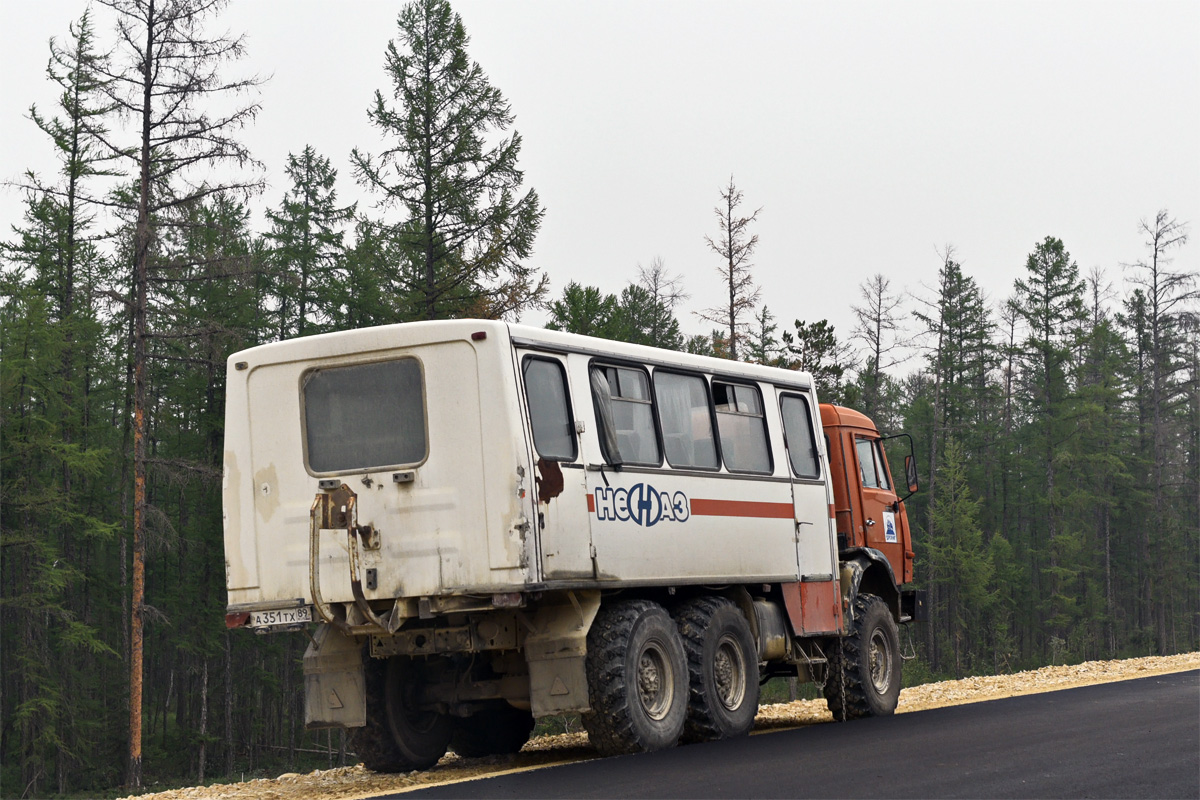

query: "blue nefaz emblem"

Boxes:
[593, 484, 690, 526]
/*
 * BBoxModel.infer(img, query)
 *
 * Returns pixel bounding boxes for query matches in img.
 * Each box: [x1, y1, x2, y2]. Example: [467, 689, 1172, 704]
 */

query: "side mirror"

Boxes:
[904, 454, 919, 495]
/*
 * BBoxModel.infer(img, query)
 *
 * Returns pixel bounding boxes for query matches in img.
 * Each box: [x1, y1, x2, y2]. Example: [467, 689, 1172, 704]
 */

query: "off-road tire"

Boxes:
[450, 702, 535, 758]
[349, 654, 452, 772]
[581, 599, 688, 755]
[674, 596, 759, 743]
[823, 593, 901, 720]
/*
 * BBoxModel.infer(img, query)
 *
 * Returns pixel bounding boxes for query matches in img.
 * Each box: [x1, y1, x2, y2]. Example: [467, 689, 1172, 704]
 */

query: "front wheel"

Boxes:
[823, 594, 901, 720]
[582, 600, 688, 755]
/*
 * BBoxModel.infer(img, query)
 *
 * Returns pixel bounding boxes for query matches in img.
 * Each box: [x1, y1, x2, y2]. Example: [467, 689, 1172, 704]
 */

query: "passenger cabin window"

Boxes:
[523, 357, 576, 461]
[303, 358, 426, 473]
[654, 372, 718, 469]
[713, 381, 771, 473]
[591, 365, 660, 465]
[855, 438, 891, 490]
[779, 394, 821, 479]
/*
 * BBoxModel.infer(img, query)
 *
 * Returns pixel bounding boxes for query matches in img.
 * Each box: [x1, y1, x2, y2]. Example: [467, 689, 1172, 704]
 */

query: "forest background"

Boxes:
[1, 0, 1196, 797]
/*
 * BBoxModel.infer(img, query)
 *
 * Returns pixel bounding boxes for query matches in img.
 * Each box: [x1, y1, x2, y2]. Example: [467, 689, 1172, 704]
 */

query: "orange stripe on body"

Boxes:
[586, 494, 595, 512]
[689, 499, 794, 519]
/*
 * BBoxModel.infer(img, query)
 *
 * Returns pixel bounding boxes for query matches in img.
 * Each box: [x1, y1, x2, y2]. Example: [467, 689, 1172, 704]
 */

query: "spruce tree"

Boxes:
[263, 146, 355, 338]
[1011, 236, 1086, 651]
[351, 0, 546, 321]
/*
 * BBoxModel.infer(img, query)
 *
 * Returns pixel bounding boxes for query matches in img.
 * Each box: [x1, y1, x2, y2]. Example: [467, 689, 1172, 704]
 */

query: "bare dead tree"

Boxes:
[851, 273, 910, 419]
[1122, 210, 1192, 654]
[92, 0, 263, 787]
[698, 176, 761, 360]
[636, 255, 688, 348]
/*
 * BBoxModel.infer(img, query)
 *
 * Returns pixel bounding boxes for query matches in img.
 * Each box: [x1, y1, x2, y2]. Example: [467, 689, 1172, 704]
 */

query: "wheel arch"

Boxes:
[839, 548, 901, 623]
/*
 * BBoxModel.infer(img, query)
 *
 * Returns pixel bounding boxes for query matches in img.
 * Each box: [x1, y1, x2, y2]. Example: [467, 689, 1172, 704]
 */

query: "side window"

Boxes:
[591, 364, 660, 466]
[713, 381, 771, 473]
[522, 357, 576, 461]
[653, 371, 718, 469]
[855, 438, 891, 490]
[779, 394, 821, 479]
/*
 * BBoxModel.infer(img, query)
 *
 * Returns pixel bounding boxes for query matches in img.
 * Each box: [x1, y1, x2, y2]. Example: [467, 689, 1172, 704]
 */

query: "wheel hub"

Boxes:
[713, 634, 746, 711]
[637, 641, 673, 720]
[868, 629, 893, 693]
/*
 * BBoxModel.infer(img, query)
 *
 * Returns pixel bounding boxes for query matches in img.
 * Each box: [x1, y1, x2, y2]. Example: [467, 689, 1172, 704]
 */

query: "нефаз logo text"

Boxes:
[593, 484, 690, 526]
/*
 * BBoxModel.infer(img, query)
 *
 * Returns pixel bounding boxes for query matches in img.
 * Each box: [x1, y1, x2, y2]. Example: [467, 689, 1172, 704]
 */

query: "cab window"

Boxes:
[855, 438, 891, 490]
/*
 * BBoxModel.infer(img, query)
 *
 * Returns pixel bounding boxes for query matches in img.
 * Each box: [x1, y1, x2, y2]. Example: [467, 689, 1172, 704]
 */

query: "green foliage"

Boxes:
[546, 280, 684, 349]
[782, 319, 850, 403]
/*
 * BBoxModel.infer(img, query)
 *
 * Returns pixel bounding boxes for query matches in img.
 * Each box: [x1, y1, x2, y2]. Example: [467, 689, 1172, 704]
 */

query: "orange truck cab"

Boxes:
[820, 404, 924, 623]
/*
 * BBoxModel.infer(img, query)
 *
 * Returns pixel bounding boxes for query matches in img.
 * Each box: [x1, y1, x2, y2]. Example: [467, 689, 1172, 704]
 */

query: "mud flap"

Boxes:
[303, 624, 367, 729]
[523, 591, 600, 717]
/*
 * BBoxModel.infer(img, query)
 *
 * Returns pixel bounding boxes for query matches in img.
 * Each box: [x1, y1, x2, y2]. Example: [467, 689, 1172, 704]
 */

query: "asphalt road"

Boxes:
[402, 671, 1198, 799]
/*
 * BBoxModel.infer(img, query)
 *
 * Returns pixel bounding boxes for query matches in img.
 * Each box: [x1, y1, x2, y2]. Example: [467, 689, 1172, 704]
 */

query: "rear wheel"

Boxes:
[450, 702, 535, 757]
[674, 597, 759, 742]
[823, 594, 901, 720]
[582, 600, 688, 755]
[350, 655, 452, 772]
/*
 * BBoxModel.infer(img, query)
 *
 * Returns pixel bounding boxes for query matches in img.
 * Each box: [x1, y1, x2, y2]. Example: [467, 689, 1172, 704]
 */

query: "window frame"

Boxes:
[299, 356, 430, 477]
[712, 379, 774, 475]
[652, 367, 721, 471]
[589, 360, 663, 468]
[778, 391, 822, 480]
[854, 436, 891, 491]
[521, 355, 578, 463]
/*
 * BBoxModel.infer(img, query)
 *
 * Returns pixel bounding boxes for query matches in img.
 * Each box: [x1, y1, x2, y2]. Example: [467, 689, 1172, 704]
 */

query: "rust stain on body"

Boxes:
[535, 459, 564, 502]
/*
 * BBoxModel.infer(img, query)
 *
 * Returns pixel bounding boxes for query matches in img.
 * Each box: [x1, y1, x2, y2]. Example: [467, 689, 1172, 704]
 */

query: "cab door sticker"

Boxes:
[883, 510, 898, 543]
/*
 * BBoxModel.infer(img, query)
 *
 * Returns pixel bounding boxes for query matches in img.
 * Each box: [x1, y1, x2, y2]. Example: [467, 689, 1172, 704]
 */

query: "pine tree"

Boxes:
[0, 13, 123, 792]
[351, 0, 546, 321]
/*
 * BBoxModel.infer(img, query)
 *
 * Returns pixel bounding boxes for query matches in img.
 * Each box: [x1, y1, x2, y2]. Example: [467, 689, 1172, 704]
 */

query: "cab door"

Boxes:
[517, 351, 593, 580]
[851, 435, 905, 579]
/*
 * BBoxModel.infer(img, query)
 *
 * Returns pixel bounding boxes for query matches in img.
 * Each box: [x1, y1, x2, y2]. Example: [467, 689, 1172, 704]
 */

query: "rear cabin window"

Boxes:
[779, 394, 821, 479]
[592, 365, 660, 465]
[713, 381, 771, 473]
[522, 357, 577, 461]
[653, 371, 718, 469]
[303, 358, 426, 473]
[855, 438, 891, 490]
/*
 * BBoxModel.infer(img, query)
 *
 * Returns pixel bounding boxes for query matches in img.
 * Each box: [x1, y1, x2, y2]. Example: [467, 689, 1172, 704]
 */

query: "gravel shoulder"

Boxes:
[120, 652, 1199, 800]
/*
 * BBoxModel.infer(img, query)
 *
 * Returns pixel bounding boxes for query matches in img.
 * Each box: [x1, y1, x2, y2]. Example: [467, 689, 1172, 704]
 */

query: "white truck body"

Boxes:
[223, 319, 838, 610]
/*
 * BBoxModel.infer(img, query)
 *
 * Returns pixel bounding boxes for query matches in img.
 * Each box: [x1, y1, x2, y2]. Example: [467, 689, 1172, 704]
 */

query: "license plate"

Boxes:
[250, 606, 312, 628]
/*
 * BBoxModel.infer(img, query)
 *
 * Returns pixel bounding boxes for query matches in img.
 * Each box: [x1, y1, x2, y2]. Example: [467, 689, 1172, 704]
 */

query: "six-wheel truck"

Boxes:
[223, 319, 921, 769]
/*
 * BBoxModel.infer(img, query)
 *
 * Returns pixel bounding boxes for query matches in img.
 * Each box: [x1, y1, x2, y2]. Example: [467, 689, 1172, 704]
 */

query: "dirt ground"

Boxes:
[119, 652, 1199, 800]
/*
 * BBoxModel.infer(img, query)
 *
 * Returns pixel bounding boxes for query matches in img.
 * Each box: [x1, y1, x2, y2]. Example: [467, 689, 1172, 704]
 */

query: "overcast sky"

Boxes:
[2, 1, 1197, 356]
